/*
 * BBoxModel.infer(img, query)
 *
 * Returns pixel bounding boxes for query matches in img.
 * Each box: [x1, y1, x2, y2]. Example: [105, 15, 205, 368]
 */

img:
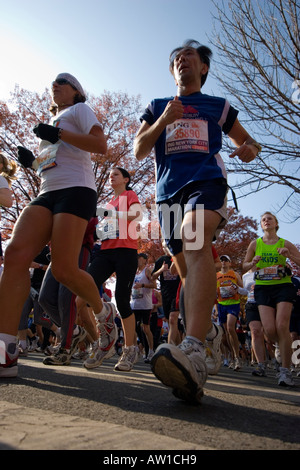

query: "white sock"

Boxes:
[95, 303, 108, 321]
[206, 324, 217, 341]
[20, 340, 27, 349]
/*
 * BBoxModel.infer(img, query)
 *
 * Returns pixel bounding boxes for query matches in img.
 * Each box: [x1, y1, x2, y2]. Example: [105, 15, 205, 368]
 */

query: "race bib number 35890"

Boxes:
[165, 118, 209, 155]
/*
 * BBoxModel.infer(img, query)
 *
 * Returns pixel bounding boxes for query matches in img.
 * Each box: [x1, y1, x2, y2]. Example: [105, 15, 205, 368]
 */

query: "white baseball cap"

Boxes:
[55, 73, 85, 98]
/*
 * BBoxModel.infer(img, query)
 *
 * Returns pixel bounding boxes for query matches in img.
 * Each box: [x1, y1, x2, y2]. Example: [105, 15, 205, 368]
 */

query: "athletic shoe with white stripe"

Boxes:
[84, 303, 117, 369]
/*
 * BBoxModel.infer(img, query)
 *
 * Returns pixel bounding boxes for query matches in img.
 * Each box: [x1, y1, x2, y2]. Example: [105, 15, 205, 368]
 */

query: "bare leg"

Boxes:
[180, 209, 222, 342]
[0, 206, 53, 335]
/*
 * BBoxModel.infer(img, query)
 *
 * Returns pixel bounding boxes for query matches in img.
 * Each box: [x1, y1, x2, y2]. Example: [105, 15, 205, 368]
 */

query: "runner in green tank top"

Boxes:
[243, 212, 300, 387]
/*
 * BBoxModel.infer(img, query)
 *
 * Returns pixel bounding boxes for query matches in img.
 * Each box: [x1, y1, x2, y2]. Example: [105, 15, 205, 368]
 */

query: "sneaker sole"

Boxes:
[114, 364, 133, 371]
[172, 387, 203, 405]
[278, 380, 295, 387]
[0, 365, 18, 378]
[151, 345, 205, 404]
[43, 358, 71, 366]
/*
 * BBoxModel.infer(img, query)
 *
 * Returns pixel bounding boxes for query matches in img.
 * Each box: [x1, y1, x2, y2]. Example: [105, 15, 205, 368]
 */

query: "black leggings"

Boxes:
[88, 248, 138, 319]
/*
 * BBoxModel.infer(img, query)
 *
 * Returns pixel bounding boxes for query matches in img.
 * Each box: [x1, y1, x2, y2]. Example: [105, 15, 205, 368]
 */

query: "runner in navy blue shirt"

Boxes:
[134, 40, 261, 404]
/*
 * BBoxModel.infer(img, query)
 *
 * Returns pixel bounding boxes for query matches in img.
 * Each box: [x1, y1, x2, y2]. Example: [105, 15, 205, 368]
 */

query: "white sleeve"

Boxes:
[0, 175, 9, 190]
[74, 103, 102, 134]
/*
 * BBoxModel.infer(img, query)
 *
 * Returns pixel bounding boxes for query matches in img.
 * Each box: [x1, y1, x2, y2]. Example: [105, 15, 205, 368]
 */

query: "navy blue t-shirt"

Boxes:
[141, 92, 238, 202]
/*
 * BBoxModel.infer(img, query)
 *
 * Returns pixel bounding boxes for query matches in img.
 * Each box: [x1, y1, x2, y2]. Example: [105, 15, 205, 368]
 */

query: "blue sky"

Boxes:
[1, 0, 299, 244]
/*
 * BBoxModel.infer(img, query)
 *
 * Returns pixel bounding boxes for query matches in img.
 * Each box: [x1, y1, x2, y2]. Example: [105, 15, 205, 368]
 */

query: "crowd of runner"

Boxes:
[0, 41, 299, 406]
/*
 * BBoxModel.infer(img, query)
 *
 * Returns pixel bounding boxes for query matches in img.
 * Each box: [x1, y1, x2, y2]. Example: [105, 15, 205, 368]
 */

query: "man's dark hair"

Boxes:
[169, 40, 212, 87]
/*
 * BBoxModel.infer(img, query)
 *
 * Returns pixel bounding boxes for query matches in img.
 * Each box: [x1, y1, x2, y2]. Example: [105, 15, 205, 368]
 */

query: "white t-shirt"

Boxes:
[242, 271, 256, 303]
[38, 103, 101, 194]
[0, 175, 9, 222]
[131, 268, 153, 310]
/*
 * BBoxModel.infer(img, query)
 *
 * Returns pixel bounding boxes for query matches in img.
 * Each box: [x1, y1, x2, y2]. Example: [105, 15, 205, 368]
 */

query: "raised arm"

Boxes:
[227, 118, 261, 163]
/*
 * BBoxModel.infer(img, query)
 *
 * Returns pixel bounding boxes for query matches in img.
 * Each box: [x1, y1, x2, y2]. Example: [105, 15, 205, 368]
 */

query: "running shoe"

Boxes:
[144, 350, 154, 364]
[252, 363, 266, 377]
[114, 345, 138, 371]
[234, 357, 241, 371]
[277, 367, 295, 387]
[69, 326, 87, 356]
[18, 344, 28, 357]
[28, 337, 39, 352]
[84, 302, 117, 369]
[43, 348, 71, 366]
[205, 324, 223, 375]
[0, 341, 18, 378]
[274, 343, 281, 364]
[151, 338, 207, 405]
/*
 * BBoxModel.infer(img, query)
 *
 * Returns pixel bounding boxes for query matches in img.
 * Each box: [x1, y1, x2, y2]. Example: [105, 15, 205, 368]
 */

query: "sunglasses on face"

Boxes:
[52, 78, 76, 90]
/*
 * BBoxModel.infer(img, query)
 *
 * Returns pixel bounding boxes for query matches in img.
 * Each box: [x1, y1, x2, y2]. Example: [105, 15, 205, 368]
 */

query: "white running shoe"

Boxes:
[84, 302, 117, 369]
[277, 367, 295, 387]
[114, 345, 138, 371]
[274, 343, 282, 364]
[205, 324, 223, 375]
[144, 350, 154, 364]
[151, 338, 207, 404]
[69, 326, 87, 356]
[0, 341, 18, 378]
[234, 357, 242, 371]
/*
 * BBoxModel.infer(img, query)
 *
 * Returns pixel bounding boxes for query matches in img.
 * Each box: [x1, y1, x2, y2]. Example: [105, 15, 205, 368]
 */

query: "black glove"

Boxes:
[33, 123, 61, 144]
[17, 146, 36, 168]
[96, 206, 116, 218]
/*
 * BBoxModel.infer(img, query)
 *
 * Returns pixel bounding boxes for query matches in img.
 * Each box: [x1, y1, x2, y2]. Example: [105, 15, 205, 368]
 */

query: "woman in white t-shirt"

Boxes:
[0, 153, 17, 256]
[0, 73, 110, 378]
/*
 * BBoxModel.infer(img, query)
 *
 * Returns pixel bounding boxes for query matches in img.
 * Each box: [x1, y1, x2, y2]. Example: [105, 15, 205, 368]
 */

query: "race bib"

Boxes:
[37, 141, 59, 175]
[97, 217, 119, 241]
[256, 266, 281, 281]
[165, 118, 209, 155]
[132, 288, 143, 300]
[220, 286, 234, 299]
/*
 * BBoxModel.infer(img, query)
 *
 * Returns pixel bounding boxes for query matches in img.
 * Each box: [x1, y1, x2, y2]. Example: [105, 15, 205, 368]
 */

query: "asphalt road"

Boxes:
[0, 351, 299, 451]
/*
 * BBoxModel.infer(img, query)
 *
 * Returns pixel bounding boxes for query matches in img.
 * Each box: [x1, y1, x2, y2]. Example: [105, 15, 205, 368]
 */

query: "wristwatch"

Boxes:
[251, 141, 262, 155]
[142, 283, 145, 288]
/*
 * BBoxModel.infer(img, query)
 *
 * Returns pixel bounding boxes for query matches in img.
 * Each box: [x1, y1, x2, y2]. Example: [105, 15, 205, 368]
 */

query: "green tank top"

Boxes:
[254, 237, 291, 285]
